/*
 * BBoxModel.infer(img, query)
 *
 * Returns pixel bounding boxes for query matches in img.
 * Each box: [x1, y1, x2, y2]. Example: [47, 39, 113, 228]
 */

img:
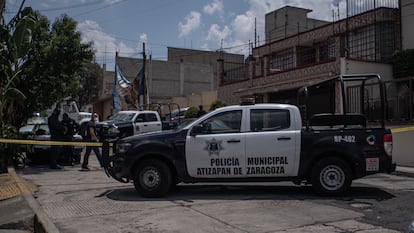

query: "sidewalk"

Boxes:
[0, 165, 413, 233]
[0, 167, 58, 233]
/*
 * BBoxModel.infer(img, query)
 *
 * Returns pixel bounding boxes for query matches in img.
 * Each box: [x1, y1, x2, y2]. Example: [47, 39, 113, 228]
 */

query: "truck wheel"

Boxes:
[311, 157, 352, 195]
[133, 159, 172, 197]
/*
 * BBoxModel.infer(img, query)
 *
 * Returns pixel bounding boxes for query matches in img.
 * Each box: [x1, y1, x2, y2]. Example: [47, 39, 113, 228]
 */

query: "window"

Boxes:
[199, 110, 242, 134]
[136, 113, 158, 122]
[146, 113, 158, 122]
[250, 109, 290, 131]
[270, 49, 295, 71]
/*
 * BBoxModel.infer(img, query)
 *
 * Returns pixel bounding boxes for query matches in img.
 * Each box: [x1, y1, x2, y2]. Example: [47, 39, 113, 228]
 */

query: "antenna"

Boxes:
[254, 17, 257, 47]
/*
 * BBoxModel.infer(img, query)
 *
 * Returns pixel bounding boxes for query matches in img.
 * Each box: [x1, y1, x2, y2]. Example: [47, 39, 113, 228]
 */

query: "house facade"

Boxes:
[218, 2, 406, 120]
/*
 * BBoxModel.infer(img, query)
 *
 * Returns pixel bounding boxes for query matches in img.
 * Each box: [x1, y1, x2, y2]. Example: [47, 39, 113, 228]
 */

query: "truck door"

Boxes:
[185, 110, 246, 178]
[133, 113, 161, 134]
[245, 108, 300, 177]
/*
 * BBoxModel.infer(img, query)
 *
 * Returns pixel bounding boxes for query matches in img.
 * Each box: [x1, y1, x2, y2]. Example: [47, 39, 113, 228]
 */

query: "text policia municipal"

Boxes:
[196, 156, 288, 176]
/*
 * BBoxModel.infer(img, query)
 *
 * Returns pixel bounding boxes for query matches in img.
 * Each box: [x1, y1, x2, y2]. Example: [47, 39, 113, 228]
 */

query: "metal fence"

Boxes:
[222, 61, 248, 84]
[347, 77, 414, 123]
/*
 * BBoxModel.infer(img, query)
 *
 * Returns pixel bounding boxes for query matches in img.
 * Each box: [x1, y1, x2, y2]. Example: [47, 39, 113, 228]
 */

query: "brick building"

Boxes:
[217, 2, 408, 121]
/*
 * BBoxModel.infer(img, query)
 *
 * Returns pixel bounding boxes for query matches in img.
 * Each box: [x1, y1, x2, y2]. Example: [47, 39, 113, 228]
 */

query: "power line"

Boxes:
[5, 0, 106, 14]
[73, 0, 130, 17]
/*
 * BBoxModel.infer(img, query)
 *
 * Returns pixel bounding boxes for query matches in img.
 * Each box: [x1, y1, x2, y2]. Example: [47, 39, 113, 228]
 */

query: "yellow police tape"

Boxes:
[0, 138, 111, 147]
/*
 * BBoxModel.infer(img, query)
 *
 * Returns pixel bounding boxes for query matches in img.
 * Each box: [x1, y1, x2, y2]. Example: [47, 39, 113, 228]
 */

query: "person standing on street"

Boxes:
[61, 113, 79, 165]
[48, 107, 65, 169]
[81, 113, 103, 171]
[197, 105, 207, 117]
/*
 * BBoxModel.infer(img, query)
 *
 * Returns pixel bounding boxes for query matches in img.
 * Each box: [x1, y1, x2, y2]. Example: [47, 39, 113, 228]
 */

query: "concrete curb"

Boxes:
[395, 166, 414, 178]
[8, 168, 59, 233]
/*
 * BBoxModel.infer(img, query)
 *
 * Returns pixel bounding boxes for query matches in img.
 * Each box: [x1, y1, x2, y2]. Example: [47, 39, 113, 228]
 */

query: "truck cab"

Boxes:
[97, 110, 162, 140]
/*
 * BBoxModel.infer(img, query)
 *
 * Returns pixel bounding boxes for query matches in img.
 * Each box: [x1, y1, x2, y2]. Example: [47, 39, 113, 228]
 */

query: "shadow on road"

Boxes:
[105, 183, 395, 202]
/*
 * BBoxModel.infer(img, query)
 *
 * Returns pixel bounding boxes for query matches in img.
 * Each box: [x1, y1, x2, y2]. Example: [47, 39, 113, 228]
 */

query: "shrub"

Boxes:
[0, 123, 18, 173]
[185, 106, 199, 118]
[209, 100, 226, 111]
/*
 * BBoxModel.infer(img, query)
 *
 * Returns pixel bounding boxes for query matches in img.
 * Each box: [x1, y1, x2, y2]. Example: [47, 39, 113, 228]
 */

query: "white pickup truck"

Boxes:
[96, 110, 162, 140]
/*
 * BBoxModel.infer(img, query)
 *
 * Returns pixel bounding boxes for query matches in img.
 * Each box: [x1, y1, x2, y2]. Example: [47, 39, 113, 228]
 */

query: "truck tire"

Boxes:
[133, 159, 172, 197]
[311, 157, 352, 195]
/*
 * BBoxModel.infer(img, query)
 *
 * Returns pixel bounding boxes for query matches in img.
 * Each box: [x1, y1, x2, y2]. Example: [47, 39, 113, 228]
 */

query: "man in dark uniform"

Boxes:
[81, 113, 103, 171]
[197, 105, 207, 117]
[48, 107, 65, 169]
[61, 113, 79, 165]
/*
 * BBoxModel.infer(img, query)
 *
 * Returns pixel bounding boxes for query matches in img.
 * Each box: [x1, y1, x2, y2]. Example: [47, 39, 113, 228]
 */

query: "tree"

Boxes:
[0, 6, 35, 173]
[0, 7, 34, 124]
[9, 10, 95, 126]
[0, 7, 96, 172]
[392, 49, 414, 79]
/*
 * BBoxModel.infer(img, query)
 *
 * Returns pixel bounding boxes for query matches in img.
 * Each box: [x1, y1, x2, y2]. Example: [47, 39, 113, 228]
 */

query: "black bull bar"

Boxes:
[102, 140, 129, 183]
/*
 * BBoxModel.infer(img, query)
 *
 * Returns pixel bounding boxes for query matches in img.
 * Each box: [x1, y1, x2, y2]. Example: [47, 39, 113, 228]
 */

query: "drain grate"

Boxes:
[41, 199, 142, 219]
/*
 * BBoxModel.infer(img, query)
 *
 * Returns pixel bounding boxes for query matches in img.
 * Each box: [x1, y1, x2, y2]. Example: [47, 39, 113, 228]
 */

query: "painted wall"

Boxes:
[401, 0, 414, 50]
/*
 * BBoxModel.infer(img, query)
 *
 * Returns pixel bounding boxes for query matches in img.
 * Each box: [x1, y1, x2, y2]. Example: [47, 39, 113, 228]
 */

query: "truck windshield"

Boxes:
[109, 113, 135, 121]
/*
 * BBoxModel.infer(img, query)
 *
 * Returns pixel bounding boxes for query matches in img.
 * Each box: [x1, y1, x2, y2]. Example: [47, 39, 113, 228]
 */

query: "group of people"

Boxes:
[48, 108, 103, 170]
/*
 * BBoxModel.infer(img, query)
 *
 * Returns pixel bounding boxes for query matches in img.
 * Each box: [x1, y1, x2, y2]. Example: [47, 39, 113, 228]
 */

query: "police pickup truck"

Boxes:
[97, 110, 162, 140]
[103, 74, 395, 197]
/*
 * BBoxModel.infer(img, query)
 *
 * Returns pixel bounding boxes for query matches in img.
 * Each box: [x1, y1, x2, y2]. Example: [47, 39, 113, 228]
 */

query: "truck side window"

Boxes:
[250, 109, 290, 131]
[136, 113, 158, 123]
[146, 113, 158, 122]
[200, 110, 242, 134]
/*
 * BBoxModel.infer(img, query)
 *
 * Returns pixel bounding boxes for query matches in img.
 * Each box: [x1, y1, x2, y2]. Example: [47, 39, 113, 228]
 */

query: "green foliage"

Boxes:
[0, 7, 96, 171]
[12, 8, 36, 58]
[0, 123, 18, 173]
[4, 9, 95, 126]
[392, 49, 414, 79]
[209, 100, 226, 111]
[185, 106, 199, 118]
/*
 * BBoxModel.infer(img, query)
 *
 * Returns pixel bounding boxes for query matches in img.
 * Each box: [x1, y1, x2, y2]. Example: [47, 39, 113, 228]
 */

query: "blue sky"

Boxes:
[4, 0, 395, 71]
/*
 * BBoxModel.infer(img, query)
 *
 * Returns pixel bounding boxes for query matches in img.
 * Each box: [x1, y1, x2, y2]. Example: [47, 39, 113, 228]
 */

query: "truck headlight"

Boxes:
[116, 143, 131, 154]
[108, 125, 120, 135]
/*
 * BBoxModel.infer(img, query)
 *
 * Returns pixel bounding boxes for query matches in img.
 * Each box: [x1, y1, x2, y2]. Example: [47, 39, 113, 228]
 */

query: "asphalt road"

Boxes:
[17, 160, 413, 233]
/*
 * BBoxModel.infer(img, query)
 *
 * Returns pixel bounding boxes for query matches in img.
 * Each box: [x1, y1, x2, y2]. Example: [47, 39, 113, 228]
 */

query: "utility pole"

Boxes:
[139, 42, 147, 108]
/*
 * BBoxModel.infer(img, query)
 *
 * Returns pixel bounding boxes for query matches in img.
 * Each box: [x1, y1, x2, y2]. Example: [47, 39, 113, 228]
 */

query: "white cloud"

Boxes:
[208, 0, 342, 55]
[178, 11, 201, 38]
[232, 11, 256, 41]
[203, 0, 224, 15]
[77, 20, 136, 65]
[139, 33, 148, 43]
[224, 0, 345, 49]
[207, 24, 231, 42]
[104, 0, 123, 4]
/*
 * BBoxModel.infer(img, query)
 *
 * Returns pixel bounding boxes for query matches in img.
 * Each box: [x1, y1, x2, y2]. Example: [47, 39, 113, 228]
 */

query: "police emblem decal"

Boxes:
[204, 138, 224, 156]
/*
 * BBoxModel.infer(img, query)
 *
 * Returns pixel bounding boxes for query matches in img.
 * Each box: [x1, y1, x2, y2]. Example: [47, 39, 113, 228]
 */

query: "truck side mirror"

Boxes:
[190, 124, 204, 136]
[190, 123, 211, 136]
